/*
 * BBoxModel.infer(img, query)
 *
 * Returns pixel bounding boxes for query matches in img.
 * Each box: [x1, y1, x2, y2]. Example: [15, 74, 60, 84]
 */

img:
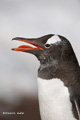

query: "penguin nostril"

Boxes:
[44, 44, 51, 48]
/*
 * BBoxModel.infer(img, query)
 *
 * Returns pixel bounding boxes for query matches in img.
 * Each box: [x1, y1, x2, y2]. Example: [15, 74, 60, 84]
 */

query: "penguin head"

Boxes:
[12, 34, 75, 65]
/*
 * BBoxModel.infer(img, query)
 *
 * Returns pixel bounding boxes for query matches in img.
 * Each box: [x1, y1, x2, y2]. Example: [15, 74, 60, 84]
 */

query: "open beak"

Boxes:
[12, 37, 43, 51]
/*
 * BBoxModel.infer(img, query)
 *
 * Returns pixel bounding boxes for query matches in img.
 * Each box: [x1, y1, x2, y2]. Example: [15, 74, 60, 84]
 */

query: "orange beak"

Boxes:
[12, 38, 43, 51]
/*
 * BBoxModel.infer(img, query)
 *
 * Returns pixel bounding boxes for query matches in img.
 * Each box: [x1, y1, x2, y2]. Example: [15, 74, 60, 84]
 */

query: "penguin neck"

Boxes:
[38, 59, 80, 86]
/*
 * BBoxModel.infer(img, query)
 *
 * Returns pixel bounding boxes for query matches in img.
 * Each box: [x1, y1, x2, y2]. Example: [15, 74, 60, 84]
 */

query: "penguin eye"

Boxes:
[44, 44, 51, 48]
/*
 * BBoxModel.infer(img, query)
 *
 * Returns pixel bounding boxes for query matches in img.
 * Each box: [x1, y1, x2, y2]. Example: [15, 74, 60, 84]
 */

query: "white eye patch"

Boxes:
[46, 35, 61, 44]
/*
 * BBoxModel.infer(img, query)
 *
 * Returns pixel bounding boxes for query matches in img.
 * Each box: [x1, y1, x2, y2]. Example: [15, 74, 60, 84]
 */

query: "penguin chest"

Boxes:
[37, 78, 76, 120]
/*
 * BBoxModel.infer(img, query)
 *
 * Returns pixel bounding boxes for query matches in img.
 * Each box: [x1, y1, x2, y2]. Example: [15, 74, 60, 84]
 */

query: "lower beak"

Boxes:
[12, 37, 43, 51]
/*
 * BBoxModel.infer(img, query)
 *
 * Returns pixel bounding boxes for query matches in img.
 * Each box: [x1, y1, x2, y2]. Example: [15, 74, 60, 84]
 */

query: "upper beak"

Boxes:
[12, 37, 43, 51]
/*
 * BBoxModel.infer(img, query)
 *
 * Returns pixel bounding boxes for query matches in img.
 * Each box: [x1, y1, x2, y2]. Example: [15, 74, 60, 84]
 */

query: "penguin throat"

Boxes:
[38, 59, 58, 79]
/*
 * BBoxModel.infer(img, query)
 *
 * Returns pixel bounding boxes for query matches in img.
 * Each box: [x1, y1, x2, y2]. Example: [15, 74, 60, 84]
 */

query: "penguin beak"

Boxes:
[12, 37, 43, 51]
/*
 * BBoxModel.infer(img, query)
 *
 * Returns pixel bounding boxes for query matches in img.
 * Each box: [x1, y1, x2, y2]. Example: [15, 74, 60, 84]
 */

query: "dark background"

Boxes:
[0, 0, 80, 120]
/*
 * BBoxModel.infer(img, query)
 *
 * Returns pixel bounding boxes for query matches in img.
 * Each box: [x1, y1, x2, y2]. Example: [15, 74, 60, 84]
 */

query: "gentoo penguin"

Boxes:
[12, 34, 80, 120]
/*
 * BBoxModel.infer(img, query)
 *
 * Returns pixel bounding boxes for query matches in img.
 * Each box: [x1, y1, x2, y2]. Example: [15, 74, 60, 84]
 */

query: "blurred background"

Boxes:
[0, 0, 80, 120]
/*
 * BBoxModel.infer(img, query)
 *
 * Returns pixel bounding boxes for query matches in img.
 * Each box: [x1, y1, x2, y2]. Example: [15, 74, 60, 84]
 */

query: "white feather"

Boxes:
[46, 35, 61, 44]
[74, 100, 80, 120]
[37, 78, 77, 120]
